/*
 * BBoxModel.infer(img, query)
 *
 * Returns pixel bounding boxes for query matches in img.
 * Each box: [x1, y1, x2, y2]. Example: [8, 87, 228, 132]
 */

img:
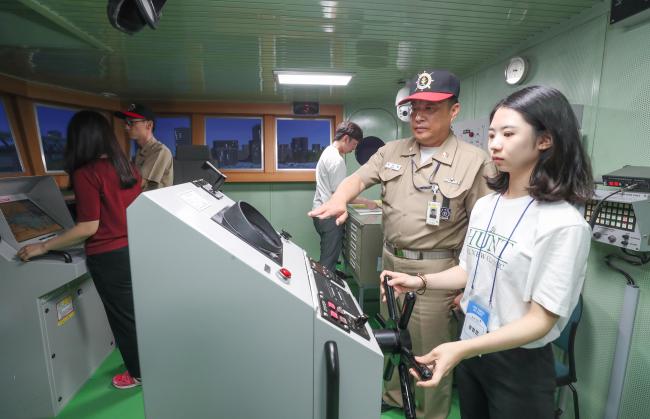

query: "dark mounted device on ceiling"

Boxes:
[610, 0, 650, 26]
[107, 0, 167, 34]
[293, 102, 320, 116]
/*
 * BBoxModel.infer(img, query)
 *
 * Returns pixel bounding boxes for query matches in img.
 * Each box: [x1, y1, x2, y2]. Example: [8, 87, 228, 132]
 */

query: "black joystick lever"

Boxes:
[353, 314, 369, 329]
[372, 275, 433, 419]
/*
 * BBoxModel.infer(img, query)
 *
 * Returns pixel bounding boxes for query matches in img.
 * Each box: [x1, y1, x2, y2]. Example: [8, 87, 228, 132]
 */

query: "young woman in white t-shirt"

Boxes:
[381, 85, 593, 418]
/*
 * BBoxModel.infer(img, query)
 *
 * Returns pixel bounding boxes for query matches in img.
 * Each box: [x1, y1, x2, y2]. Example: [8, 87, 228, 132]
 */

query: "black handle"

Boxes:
[324, 341, 339, 419]
[49, 250, 72, 263]
[374, 313, 387, 328]
[401, 347, 433, 380]
[398, 292, 416, 330]
[383, 276, 398, 322]
[398, 362, 417, 419]
[383, 360, 395, 381]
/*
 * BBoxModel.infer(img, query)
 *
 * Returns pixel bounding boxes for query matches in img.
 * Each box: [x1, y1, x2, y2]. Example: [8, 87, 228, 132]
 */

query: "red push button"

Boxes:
[329, 310, 339, 320]
[278, 268, 291, 279]
[327, 301, 336, 310]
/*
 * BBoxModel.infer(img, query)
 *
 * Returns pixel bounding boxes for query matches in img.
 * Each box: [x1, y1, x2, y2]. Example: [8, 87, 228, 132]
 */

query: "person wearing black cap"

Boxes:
[312, 121, 377, 273]
[309, 70, 496, 418]
[116, 103, 173, 191]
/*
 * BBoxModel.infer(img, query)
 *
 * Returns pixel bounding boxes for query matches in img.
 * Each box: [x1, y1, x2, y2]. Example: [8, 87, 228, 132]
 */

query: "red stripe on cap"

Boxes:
[123, 111, 146, 119]
[398, 92, 454, 105]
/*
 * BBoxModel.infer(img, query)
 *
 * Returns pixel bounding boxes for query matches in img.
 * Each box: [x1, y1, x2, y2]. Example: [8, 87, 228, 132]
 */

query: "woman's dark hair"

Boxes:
[333, 121, 363, 142]
[487, 86, 593, 204]
[64, 110, 137, 189]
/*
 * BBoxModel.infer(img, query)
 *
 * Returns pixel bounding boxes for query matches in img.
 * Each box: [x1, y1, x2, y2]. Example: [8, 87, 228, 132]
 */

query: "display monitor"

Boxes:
[0, 198, 64, 243]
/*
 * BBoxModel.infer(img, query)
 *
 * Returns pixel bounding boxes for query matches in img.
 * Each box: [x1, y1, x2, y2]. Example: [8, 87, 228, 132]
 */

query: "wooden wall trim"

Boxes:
[191, 114, 205, 146]
[145, 100, 342, 117]
[226, 171, 316, 182]
[0, 73, 121, 111]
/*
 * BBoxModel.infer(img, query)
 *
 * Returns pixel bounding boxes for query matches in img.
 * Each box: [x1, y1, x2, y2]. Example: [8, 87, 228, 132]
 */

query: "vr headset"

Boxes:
[107, 0, 167, 34]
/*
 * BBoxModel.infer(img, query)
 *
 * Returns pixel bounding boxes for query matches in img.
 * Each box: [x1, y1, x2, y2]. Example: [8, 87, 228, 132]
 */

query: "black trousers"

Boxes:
[456, 344, 555, 419]
[86, 246, 141, 378]
[313, 217, 345, 273]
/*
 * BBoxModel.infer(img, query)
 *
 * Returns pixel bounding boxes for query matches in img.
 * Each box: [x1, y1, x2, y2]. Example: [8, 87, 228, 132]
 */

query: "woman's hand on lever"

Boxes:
[379, 270, 422, 302]
[412, 341, 467, 388]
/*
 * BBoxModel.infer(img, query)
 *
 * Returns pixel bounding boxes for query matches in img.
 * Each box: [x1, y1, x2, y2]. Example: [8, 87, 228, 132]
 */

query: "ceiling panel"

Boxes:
[0, 0, 602, 103]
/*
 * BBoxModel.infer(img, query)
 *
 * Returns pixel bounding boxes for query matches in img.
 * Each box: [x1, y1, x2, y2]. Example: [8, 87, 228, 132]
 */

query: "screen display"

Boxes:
[0, 199, 63, 243]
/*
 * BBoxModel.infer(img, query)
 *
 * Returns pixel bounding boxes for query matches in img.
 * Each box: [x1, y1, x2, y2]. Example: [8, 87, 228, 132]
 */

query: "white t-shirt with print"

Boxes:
[313, 144, 347, 210]
[458, 192, 591, 348]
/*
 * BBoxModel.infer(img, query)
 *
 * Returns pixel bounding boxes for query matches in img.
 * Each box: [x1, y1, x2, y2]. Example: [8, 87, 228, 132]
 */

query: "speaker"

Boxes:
[107, 0, 167, 34]
[292, 102, 319, 115]
[610, 0, 650, 25]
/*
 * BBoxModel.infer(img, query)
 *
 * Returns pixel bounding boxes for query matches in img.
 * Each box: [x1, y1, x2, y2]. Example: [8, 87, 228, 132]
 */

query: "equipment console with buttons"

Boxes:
[585, 188, 650, 251]
[128, 180, 383, 419]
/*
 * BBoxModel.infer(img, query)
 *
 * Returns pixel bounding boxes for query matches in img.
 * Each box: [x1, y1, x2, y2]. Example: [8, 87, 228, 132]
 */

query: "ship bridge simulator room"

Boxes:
[2, 1, 650, 419]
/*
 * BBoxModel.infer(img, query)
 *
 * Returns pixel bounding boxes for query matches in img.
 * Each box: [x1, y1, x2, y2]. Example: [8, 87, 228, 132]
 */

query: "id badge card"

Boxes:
[460, 299, 490, 340]
[426, 201, 441, 226]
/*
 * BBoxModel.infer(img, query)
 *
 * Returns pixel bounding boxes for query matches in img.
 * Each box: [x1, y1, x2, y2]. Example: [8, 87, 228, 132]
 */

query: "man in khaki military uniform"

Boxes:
[309, 69, 496, 419]
[116, 103, 173, 191]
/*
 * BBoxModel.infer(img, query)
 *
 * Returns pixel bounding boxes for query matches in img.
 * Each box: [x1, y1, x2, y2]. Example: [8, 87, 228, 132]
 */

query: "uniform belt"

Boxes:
[384, 242, 456, 260]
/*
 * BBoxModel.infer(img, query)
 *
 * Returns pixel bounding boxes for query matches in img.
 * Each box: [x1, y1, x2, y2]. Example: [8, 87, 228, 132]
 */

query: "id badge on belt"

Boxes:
[460, 299, 490, 340]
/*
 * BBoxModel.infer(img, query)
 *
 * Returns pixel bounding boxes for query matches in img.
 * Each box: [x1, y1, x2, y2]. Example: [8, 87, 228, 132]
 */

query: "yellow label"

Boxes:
[56, 295, 75, 326]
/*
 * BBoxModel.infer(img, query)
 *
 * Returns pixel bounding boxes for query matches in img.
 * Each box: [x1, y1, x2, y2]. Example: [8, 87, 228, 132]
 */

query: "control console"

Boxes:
[311, 259, 370, 340]
[585, 189, 650, 251]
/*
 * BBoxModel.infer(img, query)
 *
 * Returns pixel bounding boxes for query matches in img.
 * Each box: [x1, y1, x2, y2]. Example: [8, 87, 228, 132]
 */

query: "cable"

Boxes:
[620, 248, 650, 265]
[588, 183, 639, 229]
[604, 254, 636, 286]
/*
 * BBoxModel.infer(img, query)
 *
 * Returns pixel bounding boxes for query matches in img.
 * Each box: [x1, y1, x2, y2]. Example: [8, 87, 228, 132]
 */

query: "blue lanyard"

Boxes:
[469, 194, 535, 307]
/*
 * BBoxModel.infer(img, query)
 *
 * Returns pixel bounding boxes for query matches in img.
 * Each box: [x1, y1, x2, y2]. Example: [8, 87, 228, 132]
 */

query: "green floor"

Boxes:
[56, 349, 460, 419]
[56, 350, 144, 419]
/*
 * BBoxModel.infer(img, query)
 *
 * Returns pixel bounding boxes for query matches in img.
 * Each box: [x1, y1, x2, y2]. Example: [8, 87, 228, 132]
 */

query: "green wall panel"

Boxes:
[458, 6, 650, 419]
[596, 17, 650, 419]
[269, 182, 320, 259]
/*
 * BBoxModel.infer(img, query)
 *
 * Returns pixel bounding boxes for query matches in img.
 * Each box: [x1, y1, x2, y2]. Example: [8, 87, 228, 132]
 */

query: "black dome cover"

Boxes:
[107, 0, 166, 34]
[355, 136, 385, 165]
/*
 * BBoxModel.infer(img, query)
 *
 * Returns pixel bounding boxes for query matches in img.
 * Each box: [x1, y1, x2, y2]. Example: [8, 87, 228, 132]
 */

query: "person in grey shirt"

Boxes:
[312, 121, 377, 272]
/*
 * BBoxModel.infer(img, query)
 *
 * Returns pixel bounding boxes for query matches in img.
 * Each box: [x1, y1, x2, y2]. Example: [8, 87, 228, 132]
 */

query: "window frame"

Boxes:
[274, 116, 333, 171]
[33, 102, 80, 174]
[152, 113, 193, 157]
[146, 101, 343, 182]
[204, 115, 264, 171]
[0, 96, 26, 175]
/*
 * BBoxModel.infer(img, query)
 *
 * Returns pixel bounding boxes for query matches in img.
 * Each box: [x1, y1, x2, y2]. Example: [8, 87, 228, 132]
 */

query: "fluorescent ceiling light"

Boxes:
[274, 70, 353, 86]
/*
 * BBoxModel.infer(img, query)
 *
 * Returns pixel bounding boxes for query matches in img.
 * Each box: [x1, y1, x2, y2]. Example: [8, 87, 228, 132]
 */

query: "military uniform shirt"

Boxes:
[354, 133, 496, 251]
[135, 137, 173, 191]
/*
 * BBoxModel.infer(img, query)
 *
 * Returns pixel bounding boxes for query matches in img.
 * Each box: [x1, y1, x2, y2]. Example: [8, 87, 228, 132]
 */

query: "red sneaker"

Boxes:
[112, 371, 141, 389]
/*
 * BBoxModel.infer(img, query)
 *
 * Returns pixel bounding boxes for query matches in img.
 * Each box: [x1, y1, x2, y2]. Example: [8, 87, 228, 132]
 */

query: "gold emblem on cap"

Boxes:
[416, 72, 433, 91]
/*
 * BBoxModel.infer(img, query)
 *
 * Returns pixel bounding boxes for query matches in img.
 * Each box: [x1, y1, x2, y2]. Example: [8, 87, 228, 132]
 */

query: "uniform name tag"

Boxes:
[460, 299, 490, 340]
[426, 201, 440, 226]
[385, 162, 402, 171]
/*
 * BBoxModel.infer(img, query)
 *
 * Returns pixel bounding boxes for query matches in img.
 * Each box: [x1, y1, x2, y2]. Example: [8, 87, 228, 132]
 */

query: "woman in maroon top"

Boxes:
[18, 110, 143, 389]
